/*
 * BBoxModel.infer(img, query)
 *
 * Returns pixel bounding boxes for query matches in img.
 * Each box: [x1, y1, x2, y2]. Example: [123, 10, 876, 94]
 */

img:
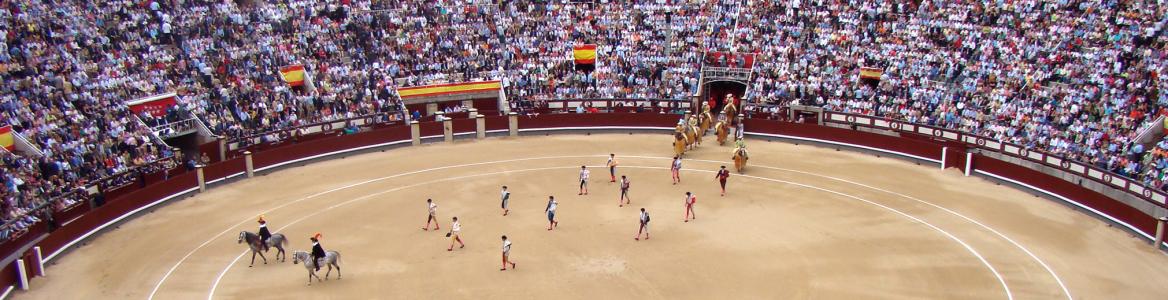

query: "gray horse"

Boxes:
[292, 250, 342, 285]
[237, 231, 288, 267]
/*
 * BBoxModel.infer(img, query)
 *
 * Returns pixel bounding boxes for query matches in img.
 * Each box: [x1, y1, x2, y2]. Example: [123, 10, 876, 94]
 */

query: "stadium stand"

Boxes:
[1, 0, 1167, 241]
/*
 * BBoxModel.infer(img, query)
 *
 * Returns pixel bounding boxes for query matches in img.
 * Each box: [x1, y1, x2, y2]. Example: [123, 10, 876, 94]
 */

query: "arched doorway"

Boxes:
[700, 80, 748, 114]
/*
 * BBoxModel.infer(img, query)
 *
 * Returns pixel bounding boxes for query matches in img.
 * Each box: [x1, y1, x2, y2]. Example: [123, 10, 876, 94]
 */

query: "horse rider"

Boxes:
[734, 139, 749, 159]
[310, 233, 326, 272]
[257, 216, 272, 252]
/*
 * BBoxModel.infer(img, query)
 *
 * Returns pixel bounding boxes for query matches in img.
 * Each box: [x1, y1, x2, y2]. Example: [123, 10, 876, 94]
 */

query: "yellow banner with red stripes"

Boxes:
[397, 81, 502, 98]
[860, 67, 883, 80]
[280, 65, 307, 86]
[573, 44, 597, 65]
[0, 125, 14, 151]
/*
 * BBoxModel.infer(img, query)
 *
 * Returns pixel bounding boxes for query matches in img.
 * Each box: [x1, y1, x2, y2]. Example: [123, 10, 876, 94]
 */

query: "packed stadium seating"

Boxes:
[1, 0, 1167, 241]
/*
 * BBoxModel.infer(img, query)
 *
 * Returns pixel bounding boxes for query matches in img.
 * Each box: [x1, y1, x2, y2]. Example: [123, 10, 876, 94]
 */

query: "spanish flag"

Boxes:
[859, 67, 883, 80]
[573, 44, 597, 65]
[0, 125, 14, 151]
[280, 65, 307, 87]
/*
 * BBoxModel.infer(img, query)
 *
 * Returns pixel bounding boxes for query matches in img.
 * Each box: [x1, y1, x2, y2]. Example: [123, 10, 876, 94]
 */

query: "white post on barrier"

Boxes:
[33, 247, 44, 277]
[196, 165, 206, 192]
[16, 259, 28, 290]
[217, 137, 227, 162]
[475, 114, 485, 139]
[738, 113, 746, 137]
[965, 152, 973, 176]
[1155, 217, 1167, 250]
[508, 112, 518, 137]
[410, 121, 421, 145]
[940, 147, 948, 170]
[439, 112, 453, 143]
[244, 151, 254, 178]
[467, 108, 478, 118]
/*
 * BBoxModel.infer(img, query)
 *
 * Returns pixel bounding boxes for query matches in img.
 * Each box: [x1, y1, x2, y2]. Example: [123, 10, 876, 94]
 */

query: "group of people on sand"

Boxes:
[250, 151, 743, 271]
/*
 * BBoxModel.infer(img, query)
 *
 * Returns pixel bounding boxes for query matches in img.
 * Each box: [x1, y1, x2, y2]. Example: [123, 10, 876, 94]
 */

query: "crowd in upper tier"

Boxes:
[1, 0, 1167, 240]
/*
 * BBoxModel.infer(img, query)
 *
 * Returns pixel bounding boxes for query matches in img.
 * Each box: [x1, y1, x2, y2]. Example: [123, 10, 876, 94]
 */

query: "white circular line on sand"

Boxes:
[623, 155, 1071, 300]
[204, 164, 1012, 300]
[148, 155, 600, 300]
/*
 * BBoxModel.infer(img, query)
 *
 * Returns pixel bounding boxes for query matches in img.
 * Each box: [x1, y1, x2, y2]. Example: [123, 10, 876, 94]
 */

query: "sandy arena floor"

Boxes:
[12, 134, 1168, 299]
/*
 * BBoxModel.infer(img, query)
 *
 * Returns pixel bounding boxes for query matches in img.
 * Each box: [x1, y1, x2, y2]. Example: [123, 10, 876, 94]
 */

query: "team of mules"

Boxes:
[675, 103, 745, 170]
[733, 146, 749, 173]
[238, 231, 343, 286]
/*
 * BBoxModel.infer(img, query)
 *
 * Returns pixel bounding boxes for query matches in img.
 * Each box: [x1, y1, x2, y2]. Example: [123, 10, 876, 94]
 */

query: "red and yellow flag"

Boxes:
[0, 125, 14, 151]
[859, 67, 883, 80]
[397, 81, 502, 99]
[280, 65, 307, 86]
[573, 44, 597, 65]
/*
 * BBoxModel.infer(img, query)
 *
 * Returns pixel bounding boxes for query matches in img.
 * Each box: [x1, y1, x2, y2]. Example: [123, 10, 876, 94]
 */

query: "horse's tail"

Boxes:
[280, 235, 289, 247]
[333, 251, 342, 266]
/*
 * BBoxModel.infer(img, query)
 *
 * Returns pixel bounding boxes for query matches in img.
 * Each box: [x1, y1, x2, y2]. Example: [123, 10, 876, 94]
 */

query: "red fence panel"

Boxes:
[38, 171, 199, 258]
[419, 121, 444, 137]
[744, 119, 944, 161]
[484, 116, 508, 131]
[451, 118, 477, 135]
[972, 154, 1157, 235]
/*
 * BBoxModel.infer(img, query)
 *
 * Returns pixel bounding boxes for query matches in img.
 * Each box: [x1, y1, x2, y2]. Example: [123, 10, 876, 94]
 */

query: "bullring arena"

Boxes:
[10, 119, 1168, 299]
[5, 1, 1168, 299]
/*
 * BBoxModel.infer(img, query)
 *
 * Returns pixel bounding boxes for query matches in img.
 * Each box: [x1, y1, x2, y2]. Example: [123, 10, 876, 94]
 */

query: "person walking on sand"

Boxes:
[545, 196, 560, 230]
[501, 186, 511, 216]
[500, 235, 517, 271]
[635, 208, 651, 240]
[447, 217, 465, 251]
[607, 153, 619, 182]
[671, 156, 682, 184]
[715, 166, 731, 196]
[578, 166, 590, 195]
[684, 192, 697, 222]
[423, 199, 440, 230]
[619, 175, 631, 207]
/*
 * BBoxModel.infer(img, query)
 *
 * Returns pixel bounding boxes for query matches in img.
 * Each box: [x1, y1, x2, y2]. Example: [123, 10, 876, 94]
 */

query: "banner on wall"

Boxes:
[126, 92, 178, 118]
[396, 80, 503, 99]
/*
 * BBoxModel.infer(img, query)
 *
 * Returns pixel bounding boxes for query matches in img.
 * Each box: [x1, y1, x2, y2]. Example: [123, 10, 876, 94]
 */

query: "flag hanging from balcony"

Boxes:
[573, 44, 597, 72]
[280, 65, 308, 87]
[126, 92, 178, 118]
[573, 44, 597, 65]
[0, 125, 14, 151]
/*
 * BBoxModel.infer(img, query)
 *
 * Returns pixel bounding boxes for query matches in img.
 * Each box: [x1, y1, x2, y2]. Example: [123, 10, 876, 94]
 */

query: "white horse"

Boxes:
[238, 231, 288, 267]
[292, 250, 342, 285]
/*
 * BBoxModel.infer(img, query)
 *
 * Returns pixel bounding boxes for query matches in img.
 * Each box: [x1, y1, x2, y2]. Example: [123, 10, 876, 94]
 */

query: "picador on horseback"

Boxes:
[257, 216, 272, 252]
[311, 233, 326, 272]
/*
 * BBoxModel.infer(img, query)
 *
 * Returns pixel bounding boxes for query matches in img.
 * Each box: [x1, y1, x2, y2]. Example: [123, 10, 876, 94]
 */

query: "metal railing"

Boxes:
[226, 112, 401, 152]
[151, 118, 200, 139]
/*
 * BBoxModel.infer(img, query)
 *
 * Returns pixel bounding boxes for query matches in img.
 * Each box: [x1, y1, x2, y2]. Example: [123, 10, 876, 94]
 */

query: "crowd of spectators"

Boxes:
[2, 0, 1168, 240]
[740, 1, 1168, 190]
